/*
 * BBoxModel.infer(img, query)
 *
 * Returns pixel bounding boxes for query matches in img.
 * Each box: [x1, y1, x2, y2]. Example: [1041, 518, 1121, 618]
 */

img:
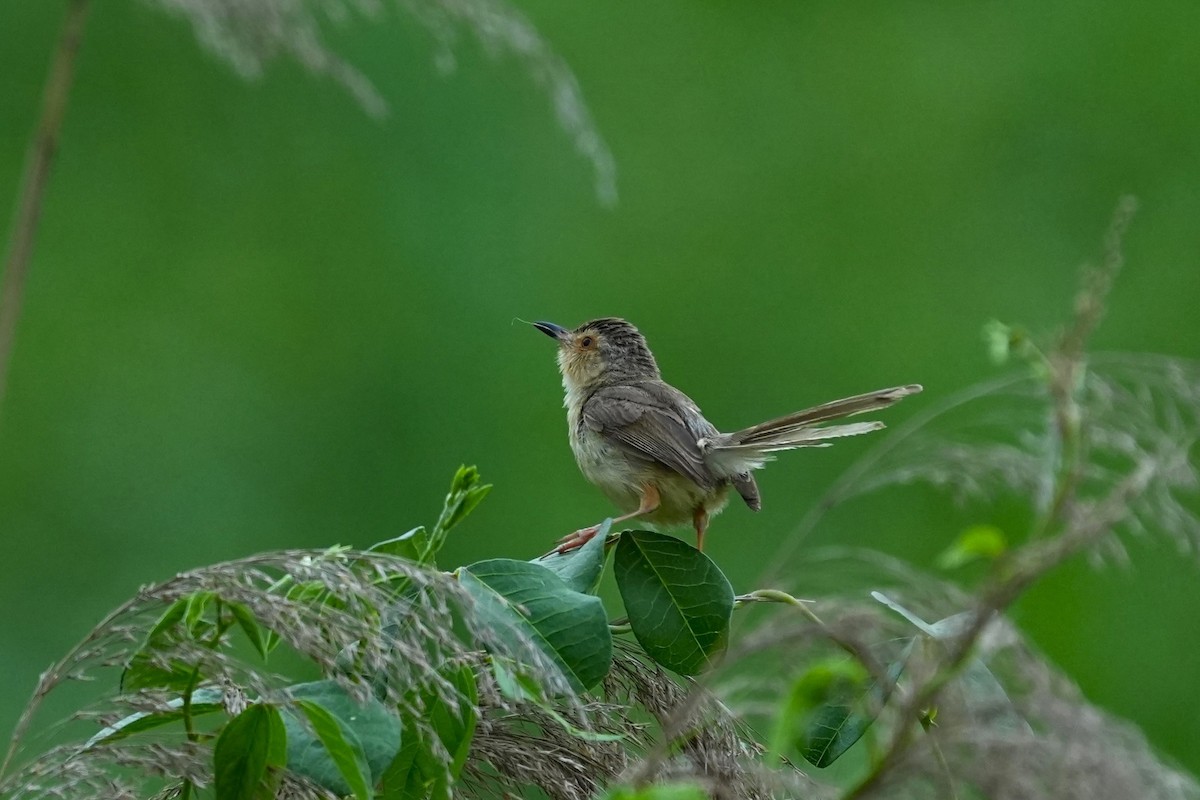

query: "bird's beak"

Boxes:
[533, 321, 569, 342]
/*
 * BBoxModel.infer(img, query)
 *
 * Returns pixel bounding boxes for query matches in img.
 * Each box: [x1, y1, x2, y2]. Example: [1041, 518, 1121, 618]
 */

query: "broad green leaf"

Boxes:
[282, 680, 402, 798]
[214, 703, 287, 800]
[613, 530, 733, 676]
[229, 602, 269, 660]
[801, 703, 870, 768]
[378, 731, 422, 800]
[290, 699, 373, 800]
[602, 784, 708, 800]
[378, 664, 478, 800]
[773, 659, 870, 768]
[459, 558, 612, 691]
[534, 518, 612, 594]
[936, 524, 1007, 569]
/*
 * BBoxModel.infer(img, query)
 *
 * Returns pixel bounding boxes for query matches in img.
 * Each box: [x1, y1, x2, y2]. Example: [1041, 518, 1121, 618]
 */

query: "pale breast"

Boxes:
[569, 415, 645, 514]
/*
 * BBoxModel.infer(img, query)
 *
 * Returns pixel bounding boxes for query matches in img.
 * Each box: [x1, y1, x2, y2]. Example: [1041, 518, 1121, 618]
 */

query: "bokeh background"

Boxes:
[3, 0, 1199, 777]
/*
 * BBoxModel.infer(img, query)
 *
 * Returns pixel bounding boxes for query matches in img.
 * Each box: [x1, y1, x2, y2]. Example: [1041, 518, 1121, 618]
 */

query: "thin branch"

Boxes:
[0, 0, 90, 422]
[842, 196, 1146, 800]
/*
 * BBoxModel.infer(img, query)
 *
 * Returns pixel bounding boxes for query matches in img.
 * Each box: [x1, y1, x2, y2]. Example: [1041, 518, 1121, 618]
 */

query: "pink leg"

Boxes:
[693, 507, 709, 552]
[550, 485, 661, 554]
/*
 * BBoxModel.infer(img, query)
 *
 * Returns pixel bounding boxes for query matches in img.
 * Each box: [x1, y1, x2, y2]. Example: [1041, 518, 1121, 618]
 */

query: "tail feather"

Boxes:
[732, 384, 921, 446]
[719, 420, 885, 453]
[705, 384, 921, 470]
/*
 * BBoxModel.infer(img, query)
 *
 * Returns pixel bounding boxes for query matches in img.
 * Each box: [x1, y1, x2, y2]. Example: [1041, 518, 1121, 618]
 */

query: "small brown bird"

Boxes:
[533, 318, 921, 553]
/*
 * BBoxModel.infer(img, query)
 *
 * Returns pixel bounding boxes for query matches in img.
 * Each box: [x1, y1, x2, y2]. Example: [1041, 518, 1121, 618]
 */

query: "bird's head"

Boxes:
[533, 317, 661, 391]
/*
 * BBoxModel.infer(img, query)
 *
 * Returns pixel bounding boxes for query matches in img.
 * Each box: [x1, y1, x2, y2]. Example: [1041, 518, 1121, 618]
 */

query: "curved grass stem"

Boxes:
[0, 0, 90, 421]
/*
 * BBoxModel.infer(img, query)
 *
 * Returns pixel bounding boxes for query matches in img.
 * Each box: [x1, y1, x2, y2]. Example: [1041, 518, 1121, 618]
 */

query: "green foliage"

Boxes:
[10, 464, 975, 795]
[369, 526, 432, 565]
[459, 557, 612, 691]
[773, 659, 872, 768]
[283, 681, 403, 798]
[379, 664, 477, 799]
[613, 529, 734, 676]
[228, 601, 271, 660]
[371, 466, 491, 570]
[771, 652, 910, 769]
[213, 703, 287, 800]
[429, 466, 493, 564]
[601, 784, 708, 800]
[19, 433, 1189, 799]
[535, 518, 612, 593]
[873, 593, 1027, 732]
[85, 687, 225, 746]
[937, 524, 1008, 570]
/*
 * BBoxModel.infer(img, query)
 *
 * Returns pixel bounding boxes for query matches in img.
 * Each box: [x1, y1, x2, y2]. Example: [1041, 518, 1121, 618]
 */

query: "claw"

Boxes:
[544, 525, 600, 557]
[556, 525, 596, 544]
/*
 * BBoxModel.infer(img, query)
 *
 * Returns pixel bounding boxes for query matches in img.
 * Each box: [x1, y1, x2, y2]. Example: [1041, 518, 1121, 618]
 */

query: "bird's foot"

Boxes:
[547, 524, 601, 556]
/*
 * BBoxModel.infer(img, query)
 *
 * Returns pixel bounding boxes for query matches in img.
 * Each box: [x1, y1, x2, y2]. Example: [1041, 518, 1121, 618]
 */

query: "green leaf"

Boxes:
[229, 602, 269, 660]
[121, 597, 193, 691]
[488, 659, 623, 743]
[774, 659, 881, 768]
[459, 558, 612, 692]
[427, 665, 477, 780]
[601, 784, 708, 800]
[121, 654, 197, 693]
[982, 319, 1015, 365]
[613, 530, 734, 676]
[147, 597, 188, 641]
[368, 527, 430, 563]
[290, 699, 373, 800]
[264, 580, 330, 653]
[425, 466, 492, 564]
[214, 703, 287, 800]
[436, 466, 491, 537]
[282, 680, 402, 799]
[184, 591, 216, 634]
[936, 524, 1007, 569]
[378, 664, 478, 800]
[86, 688, 225, 746]
[534, 518, 611, 594]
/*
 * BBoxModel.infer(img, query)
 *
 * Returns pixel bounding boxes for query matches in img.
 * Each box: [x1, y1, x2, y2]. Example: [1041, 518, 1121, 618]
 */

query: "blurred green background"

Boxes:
[3, 0, 1199, 777]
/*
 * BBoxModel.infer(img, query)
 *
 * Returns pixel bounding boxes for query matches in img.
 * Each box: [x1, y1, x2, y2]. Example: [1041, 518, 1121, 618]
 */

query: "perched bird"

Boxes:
[532, 318, 921, 553]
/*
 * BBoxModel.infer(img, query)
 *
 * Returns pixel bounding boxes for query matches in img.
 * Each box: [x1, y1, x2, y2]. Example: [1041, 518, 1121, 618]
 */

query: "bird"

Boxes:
[532, 317, 921, 554]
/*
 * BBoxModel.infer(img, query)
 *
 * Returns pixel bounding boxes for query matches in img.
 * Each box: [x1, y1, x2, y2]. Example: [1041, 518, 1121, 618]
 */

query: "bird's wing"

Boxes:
[582, 382, 718, 490]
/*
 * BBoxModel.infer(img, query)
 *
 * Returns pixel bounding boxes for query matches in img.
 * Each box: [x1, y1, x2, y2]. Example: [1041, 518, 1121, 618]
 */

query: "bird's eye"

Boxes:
[580, 336, 594, 348]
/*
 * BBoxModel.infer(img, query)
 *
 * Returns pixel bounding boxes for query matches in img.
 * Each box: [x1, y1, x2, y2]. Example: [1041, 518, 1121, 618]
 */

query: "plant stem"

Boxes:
[0, 0, 90, 421]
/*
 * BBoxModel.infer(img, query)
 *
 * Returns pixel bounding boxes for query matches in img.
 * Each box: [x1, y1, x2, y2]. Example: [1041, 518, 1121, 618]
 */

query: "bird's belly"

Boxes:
[570, 426, 644, 512]
[570, 425, 730, 529]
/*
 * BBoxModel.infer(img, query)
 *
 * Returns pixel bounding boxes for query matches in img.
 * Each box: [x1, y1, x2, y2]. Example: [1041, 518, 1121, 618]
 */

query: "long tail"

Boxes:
[709, 384, 922, 464]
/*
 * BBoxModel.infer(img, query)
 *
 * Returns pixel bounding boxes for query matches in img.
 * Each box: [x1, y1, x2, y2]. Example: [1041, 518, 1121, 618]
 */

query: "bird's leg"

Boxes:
[692, 507, 709, 551]
[551, 485, 661, 554]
